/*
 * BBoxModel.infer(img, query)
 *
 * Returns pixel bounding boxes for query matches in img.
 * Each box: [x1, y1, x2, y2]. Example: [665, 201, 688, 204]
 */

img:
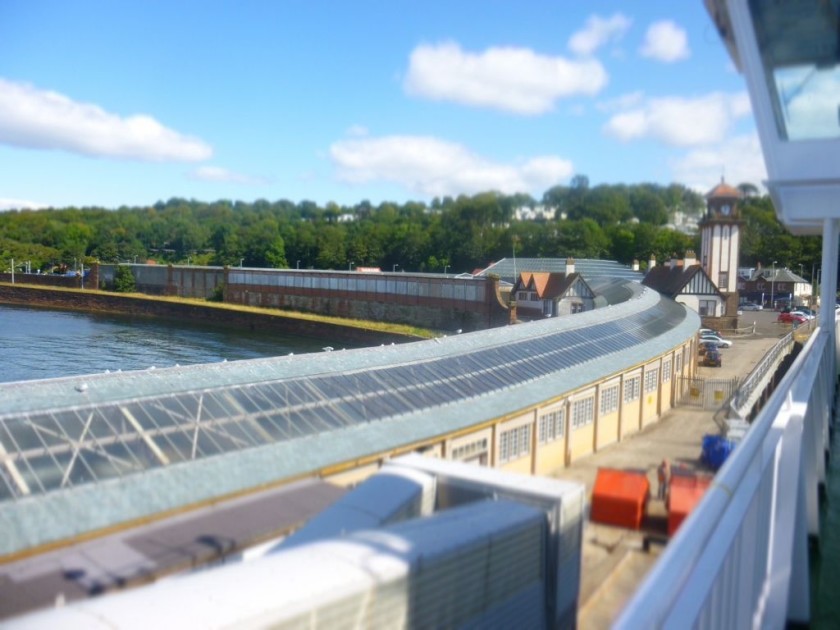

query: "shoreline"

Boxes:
[0, 283, 431, 346]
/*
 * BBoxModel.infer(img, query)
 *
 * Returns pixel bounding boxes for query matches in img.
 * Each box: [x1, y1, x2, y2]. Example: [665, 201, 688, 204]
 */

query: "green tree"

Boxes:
[113, 265, 136, 292]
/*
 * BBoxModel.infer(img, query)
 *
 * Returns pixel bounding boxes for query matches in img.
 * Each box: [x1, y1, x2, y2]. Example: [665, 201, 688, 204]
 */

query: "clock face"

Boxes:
[721, 204, 731, 216]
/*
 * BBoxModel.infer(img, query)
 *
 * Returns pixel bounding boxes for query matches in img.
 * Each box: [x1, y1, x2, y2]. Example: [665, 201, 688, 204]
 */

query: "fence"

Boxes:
[676, 376, 740, 410]
[616, 321, 837, 627]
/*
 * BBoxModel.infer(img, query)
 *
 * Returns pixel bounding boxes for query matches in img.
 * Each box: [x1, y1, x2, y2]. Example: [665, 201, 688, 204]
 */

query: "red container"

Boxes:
[668, 473, 712, 536]
[590, 468, 650, 530]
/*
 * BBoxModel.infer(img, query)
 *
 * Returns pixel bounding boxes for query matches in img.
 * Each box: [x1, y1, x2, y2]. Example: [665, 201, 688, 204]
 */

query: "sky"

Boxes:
[0, 1, 766, 212]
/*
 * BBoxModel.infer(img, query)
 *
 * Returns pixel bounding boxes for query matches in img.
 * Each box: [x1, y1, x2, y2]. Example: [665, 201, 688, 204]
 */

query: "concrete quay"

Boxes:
[568, 311, 801, 628]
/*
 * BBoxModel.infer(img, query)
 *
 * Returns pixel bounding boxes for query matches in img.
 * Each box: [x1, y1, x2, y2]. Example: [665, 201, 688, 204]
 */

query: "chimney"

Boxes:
[565, 257, 575, 275]
[648, 254, 656, 269]
[684, 250, 696, 266]
[632, 259, 640, 272]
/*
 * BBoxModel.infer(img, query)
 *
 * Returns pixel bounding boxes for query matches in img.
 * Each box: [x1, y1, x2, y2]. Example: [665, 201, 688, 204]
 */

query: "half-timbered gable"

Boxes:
[512, 271, 596, 319]
[643, 262, 725, 317]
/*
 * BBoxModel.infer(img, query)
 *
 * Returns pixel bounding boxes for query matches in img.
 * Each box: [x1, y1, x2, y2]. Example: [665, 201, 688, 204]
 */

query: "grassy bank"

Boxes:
[0, 283, 436, 341]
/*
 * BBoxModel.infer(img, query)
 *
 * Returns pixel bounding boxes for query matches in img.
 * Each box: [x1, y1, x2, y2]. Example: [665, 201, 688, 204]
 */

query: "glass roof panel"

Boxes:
[0, 286, 694, 508]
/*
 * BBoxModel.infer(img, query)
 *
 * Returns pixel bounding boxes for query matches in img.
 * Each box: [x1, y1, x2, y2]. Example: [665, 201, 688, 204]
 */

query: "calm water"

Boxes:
[0, 304, 344, 383]
[812, 418, 840, 627]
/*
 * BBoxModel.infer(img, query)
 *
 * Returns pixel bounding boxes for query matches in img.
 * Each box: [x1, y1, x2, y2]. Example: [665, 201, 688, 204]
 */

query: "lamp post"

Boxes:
[770, 260, 776, 310]
[349, 261, 354, 271]
[444, 265, 449, 276]
[393, 264, 399, 273]
[296, 260, 300, 270]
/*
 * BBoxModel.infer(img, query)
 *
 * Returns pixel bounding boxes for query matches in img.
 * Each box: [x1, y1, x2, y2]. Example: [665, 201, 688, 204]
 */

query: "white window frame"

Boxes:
[662, 359, 672, 383]
[600, 384, 619, 415]
[451, 437, 488, 461]
[538, 407, 566, 444]
[624, 375, 641, 402]
[571, 397, 595, 429]
[499, 425, 531, 463]
[644, 367, 660, 393]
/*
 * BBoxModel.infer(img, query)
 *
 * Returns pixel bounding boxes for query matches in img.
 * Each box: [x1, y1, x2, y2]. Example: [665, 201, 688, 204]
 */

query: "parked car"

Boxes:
[790, 310, 815, 320]
[777, 311, 808, 324]
[700, 334, 733, 348]
[698, 341, 718, 356]
[702, 348, 722, 367]
[740, 302, 762, 311]
[699, 328, 721, 338]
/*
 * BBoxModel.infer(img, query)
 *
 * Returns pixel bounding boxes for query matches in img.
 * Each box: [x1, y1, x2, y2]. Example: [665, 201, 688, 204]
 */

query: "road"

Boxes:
[570, 310, 808, 628]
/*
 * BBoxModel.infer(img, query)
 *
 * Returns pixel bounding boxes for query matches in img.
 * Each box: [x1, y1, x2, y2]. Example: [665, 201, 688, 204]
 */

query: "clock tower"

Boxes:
[700, 178, 742, 301]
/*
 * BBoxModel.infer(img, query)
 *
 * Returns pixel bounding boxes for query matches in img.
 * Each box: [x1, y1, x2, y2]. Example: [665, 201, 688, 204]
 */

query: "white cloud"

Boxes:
[330, 135, 573, 197]
[345, 125, 369, 138]
[777, 66, 840, 140]
[0, 198, 48, 211]
[568, 13, 632, 57]
[639, 21, 690, 63]
[189, 166, 266, 185]
[0, 78, 212, 162]
[596, 90, 645, 113]
[403, 42, 607, 115]
[671, 133, 767, 192]
[603, 91, 751, 147]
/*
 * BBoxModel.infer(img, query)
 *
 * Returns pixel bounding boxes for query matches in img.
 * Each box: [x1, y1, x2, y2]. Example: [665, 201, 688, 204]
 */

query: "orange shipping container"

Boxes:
[590, 468, 649, 530]
[668, 473, 712, 536]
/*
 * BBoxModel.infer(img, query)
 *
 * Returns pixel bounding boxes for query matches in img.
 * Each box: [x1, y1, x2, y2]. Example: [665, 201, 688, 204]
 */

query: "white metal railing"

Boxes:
[615, 320, 837, 628]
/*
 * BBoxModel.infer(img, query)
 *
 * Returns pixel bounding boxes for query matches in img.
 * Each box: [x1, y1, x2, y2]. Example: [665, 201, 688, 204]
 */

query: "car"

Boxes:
[702, 348, 722, 367]
[740, 302, 762, 311]
[777, 311, 808, 324]
[699, 328, 721, 338]
[700, 334, 733, 348]
[698, 341, 718, 356]
[790, 310, 815, 320]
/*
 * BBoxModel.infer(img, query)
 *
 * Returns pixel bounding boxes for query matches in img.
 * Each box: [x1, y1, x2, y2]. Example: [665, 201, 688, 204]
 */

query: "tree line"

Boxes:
[0, 179, 822, 282]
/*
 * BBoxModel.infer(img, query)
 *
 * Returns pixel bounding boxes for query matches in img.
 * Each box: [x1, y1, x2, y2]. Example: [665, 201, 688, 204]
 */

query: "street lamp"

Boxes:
[296, 260, 300, 270]
[393, 264, 399, 273]
[444, 265, 449, 276]
[706, 0, 840, 331]
[770, 260, 776, 310]
[349, 261, 354, 271]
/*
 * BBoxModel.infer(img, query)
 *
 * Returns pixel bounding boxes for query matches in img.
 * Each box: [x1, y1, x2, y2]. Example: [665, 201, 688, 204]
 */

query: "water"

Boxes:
[812, 417, 840, 627]
[0, 304, 341, 383]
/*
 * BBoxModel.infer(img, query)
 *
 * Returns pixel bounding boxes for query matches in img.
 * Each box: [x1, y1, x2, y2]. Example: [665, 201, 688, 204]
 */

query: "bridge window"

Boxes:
[600, 385, 619, 415]
[644, 368, 659, 393]
[571, 397, 594, 429]
[624, 376, 641, 402]
[499, 425, 531, 463]
[538, 409, 565, 443]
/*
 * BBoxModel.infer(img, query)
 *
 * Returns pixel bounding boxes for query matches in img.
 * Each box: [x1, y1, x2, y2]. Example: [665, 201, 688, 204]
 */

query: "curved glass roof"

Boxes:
[0, 283, 685, 503]
[0, 281, 699, 555]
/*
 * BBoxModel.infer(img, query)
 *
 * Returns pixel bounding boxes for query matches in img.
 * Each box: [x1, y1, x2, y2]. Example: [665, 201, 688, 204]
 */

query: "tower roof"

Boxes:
[706, 178, 741, 200]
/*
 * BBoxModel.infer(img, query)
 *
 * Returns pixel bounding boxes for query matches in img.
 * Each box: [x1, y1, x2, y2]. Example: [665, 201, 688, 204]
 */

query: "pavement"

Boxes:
[570, 310, 806, 629]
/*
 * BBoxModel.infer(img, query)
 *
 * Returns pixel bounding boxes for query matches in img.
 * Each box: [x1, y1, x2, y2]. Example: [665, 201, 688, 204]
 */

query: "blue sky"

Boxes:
[0, 1, 764, 211]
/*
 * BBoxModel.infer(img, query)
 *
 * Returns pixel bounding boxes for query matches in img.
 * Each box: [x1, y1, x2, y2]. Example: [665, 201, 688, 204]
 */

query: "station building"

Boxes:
[0, 277, 699, 619]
